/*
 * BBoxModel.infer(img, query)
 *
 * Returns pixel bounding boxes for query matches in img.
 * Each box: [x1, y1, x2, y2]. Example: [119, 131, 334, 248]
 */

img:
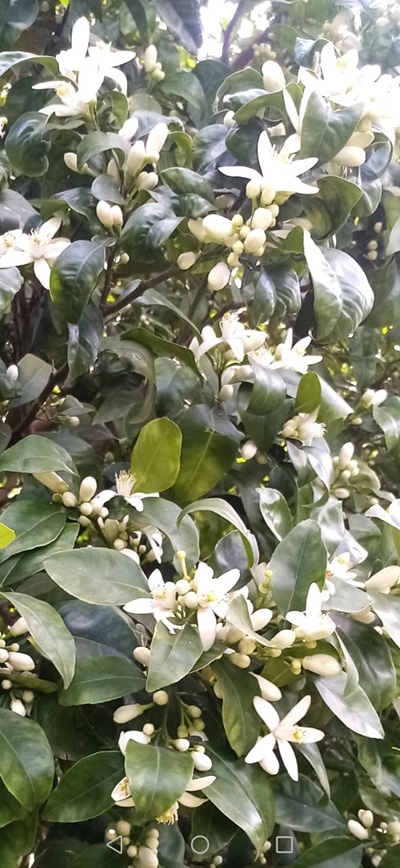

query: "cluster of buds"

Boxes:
[176, 701, 208, 740]
[331, 442, 359, 499]
[123, 121, 169, 192]
[58, 476, 109, 527]
[0, 619, 35, 716]
[282, 409, 326, 446]
[360, 388, 387, 408]
[105, 822, 160, 868]
[96, 200, 124, 231]
[348, 808, 400, 863]
[143, 44, 165, 83]
[365, 238, 380, 262]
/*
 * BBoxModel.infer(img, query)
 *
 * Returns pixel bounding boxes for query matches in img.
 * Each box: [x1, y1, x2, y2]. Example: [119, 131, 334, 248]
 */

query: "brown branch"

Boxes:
[221, 0, 249, 63]
[232, 27, 270, 71]
[11, 362, 69, 443]
[103, 266, 181, 319]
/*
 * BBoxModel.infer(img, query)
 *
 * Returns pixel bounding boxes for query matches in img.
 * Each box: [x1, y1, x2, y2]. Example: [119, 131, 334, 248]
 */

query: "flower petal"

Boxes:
[277, 739, 298, 781]
[259, 748, 280, 775]
[195, 562, 214, 596]
[186, 775, 216, 791]
[245, 733, 276, 764]
[71, 16, 90, 58]
[123, 598, 154, 614]
[279, 695, 311, 728]
[34, 258, 51, 289]
[219, 166, 261, 182]
[178, 792, 207, 807]
[257, 129, 273, 177]
[306, 583, 322, 620]
[197, 605, 217, 651]
[215, 568, 240, 596]
[253, 695, 280, 730]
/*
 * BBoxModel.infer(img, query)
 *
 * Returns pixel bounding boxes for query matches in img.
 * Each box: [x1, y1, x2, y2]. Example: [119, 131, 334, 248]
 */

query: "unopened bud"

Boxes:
[218, 384, 234, 401]
[126, 140, 146, 177]
[96, 200, 114, 228]
[153, 689, 168, 705]
[244, 228, 266, 253]
[133, 646, 151, 666]
[208, 262, 230, 291]
[8, 651, 35, 672]
[192, 751, 213, 771]
[79, 476, 97, 503]
[347, 819, 369, 840]
[262, 60, 285, 92]
[11, 699, 26, 716]
[272, 629, 295, 649]
[136, 171, 158, 190]
[303, 654, 342, 676]
[202, 214, 234, 241]
[62, 491, 78, 508]
[252, 208, 273, 231]
[111, 205, 123, 228]
[64, 152, 78, 172]
[113, 703, 143, 724]
[10, 618, 29, 637]
[6, 364, 18, 382]
[33, 471, 68, 494]
[144, 45, 158, 73]
[146, 122, 169, 159]
[177, 251, 197, 270]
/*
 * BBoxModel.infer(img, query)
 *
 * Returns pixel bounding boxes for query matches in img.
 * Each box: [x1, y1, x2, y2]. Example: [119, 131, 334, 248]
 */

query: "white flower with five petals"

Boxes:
[53, 17, 134, 94]
[193, 562, 240, 651]
[270, 328, 322, 374]
[0, 217, 71, 289]
[245, 695, 324, 780]
[92, 471, 158, 514]
[286, 583, 336, 641]
[219, 130, 318, 196]
[123, 569, 177, 633]
[191, 312, 265, 363]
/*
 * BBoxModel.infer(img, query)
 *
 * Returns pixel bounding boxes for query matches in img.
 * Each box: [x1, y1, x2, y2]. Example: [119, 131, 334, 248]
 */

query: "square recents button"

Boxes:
[276, 836, 294, 854]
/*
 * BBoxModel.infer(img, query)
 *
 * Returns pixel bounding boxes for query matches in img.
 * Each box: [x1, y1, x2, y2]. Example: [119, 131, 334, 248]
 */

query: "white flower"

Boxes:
[191, 312, 265, 363]
[111, 773, 216, 811]
[326, 552, 357, 582]
[33, 64, 102, 118]
[282, 88, 313, 154]
[56, 17, 134, 94]
[193, 562, 240, 651]
[270, 328, 322, 374]
[0, 217, 71, 289]
[0, 230, 24, 257]
[219, 130, 318, 197]
[282, 408, 325, 446]
[123, 569, 177, 633]
[299, 43, 360, 106]
[286, 583, 336, 641]
[245, 694, 324, 780]
[92, 471, 158, 513]
[365, 565, 400, 593]
[262, 61, 286, 93]
[361, 388, 387, 408]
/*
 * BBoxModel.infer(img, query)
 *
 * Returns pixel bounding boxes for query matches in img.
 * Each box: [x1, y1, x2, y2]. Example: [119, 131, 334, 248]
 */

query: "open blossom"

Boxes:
[190, 312, 265, 363]
[112, 774, 215, 813]
[286, 583, 336, 641]
[33, 67, 102, 118]
[53, 17, 134, 94]
[271, 328, 322, 374]
[245, 695, 324, 780]
[0, 217, 70, 289]
[219, 130, 318, 197]
[123, 569, 177, 632]
[92, 471, 158, 513]
[282, 409, 325, 446]
[191, 562, 240, 651]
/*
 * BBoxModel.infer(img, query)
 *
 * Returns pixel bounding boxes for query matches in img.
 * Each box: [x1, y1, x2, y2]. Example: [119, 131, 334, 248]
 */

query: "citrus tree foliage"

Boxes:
[2, 0, 400, 866]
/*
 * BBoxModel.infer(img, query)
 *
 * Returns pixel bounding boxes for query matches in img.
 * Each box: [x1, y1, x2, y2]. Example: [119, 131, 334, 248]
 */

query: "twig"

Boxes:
[221, 0, 249, 63]
[11, 362, 69, 442]
[103, 266, 181, 319]
[201, 301, 244, 328]
[232, 27, 270, 71]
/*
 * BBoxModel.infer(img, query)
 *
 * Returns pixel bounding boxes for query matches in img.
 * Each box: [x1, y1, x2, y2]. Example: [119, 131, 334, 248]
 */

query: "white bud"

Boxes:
[366, 250, 377, 261]
[119, 116, 139, 141]
[347, 819, 369, 840]
[218, 384, 234, 401]
[252, 208, 273, 231]
[8, 651, 35, 672]
[174, 738, 190, 751]
[208, 262, 230, 291]
[153, 689, 168, 705]
[116, 819, 131, 837]
[202, 214, 234, 241]
[11, 699, 26, 716]
[137, 846, 158, 868]
[113, 703, 143, 724]
[250, 608, 273, 630]
[6, 364, 18, 382]
[192, 751, 213, 771]
[224, 110, 236, 128]
[338, 442, 354, 469]
[79, 477, 97, 503]
[111, 205, 124, 228]
[358, 809, 374, 828]
[61, 491, 78, 508]
[182, 591, 199, 609]
[272, 629, 296, 649]
[126, 140, 146, 177]
[177, 251, 197, 270]
[152, 68, 165, 82]
[388, 820, 400, 836]
[146, 122, 169, 159]
[96, 200, 114, 228]
[262, 60, 285, 92]
[175, 579, 191, 595]
[241, 440, 258, 460]
[64, 152, 79, 172]
[335, 487, 350, 500]
[133, 646, 151, 666]
[136, 171, 158, 190]
[230, 652, 251, 668]
[33, 471, 67, 494]
[303, 654, 342, 677]
[238, 637, 257, 655]
[10, 618, 29, 637]
[251, 673, 282, 702]
[22, 689, 34, 703]
[365, 566, 400, 593]
[0, 649, 9, 664]
[246, 180, 261, 199]
[244, 228, 266, 253]
[79, 502, 93, 517]
[188, 218, 209, 242]
[127, 845, 138, 858]
[144, 45, 158, 73]
[333, 146, 366, 167]
[361, 388, 387, 408]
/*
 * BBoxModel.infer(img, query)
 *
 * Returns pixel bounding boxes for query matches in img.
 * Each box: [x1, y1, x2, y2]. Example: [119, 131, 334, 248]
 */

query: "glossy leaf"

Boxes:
[146, 621, 202, 692]
[269, 519, 327, 613]
[50, 241, 105, 324]
[212, 659, 260, 756]
[131, 417, 182, 493]
[59, 655, 144, 706]
[42, 752, 124, 822]
[0, 708, 53, 809]
[125, 740, 193, 823]
[0, 435, 76, 475]
[300, 92, 362, 165]
[44, 548, 149, 606]
[0, 501, 66, 564]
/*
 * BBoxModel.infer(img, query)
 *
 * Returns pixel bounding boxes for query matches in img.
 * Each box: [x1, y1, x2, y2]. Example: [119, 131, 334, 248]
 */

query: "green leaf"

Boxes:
[226, 595, 270, 648]
[0, 1, 38, 50]
[0, 523, 14, 548]
[0, 267, 23, 319]
[368, 590, 400, 648]
[190, 803, 236, 863]
[291, 837, 363, 868]
[212, 659, 260, 756]
[50, 241, 105, 324]
[273, 775, 344, 832]
[0, 501, 66, 564]
[153, 0, 202, 53]
[77, 132, 128, 170]
[314, 176, 362, 236]
[146, 621, 203, 692]
[59, 655, 144, 706]
[380, 844, 400, 867]
[0, 708, 53, 809]
[300, 92, 362, 165]
[9, 354, 52, 408]
[314, 671, 384, 739]
[336, 615, 396, 710]
[67, 302, 103, 382]
[0, 52, 58, 78]
[373, 396, 400, 451]
[123, 327, 199, 378]
[205, 745, 274, 857]
[258, 488, 293, 541]
[172, 408, 238, 503]
[162, 167, 214, 202]
[134, 496, 199, 567]
[0, 779, 25, 829]
[121, 203, 178, 263]
[101, 335, 155, 382]
[162, 72, 205, 117]
[0, 434, 76, 475]
[296, 372, 322, 414]
[2, 592, 76, 688]
[179, 497, 258, 567]
[245, 360, 286, 415]
[42, 752, 124, 822]
[366, 258, 400, 328]
[0, 811, 37, 868]
[91, 174, 125, 205]
[6, 111, 50, 177]
[68, 844, 129, 868]
[303, 231, 341, 340]
[45, 548, 149, 607]
[269, 519, 327, 614]
[131, 417, 182, 493]
[322, 248, 374, 340]
[0, 522, 78, 589]
[125, 740, 193, 823]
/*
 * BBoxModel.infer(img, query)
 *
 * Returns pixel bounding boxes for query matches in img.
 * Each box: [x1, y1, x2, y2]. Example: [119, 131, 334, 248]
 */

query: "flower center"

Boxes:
[157, 802, 179, 824]
[292, 727, 306, 743]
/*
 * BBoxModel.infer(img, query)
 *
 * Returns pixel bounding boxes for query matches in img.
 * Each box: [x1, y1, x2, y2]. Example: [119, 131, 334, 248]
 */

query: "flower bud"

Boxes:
[113, 703, 143, 724]
[64, 152, 79, 172]
[224, 110, 236, 128]
[251, 672, 282, 701]
[218, 384, 234, 402]
[338, 442, 354, 469]
[6, 364, 18, 382]
[347, 819, 369, 840]
[183, 591, 199, 609]
[174, 737, 190, 751]
[252, 208, 273, 231]
[361, 388, 387, 408]
[175, 579, 191, 595]
[262, 60, 285, 92]
[133, 646, 151, 666]
[251, 608, 273, 630]
[241, 440, 258, 460]
[188, 218, 209, 242]
[0, 649, 8, 664]
[261, 184, 276, 206]
[192, 751, 213, 771]
[272, 629, 296, 649]
[22, 689, 34, 703]
[61, 491, 78, 509]
[335, 487, 350, 500]
[388, 820, 400, 836]
[359, 809, 374, 828]
[127, 845, 138, 858]
[365, 566, 400, 593]
[126, 140, 146, 177]
[244, 228, 266, 253]
[116, 819, 131, 837]
[111, 205, 124, 228]
[79, 476, 97, 503]
[239, 637, 256, 654]
[144, 45, 158, 73]
[208, 262, 230, 291]
[246, 179, 261, 199]
[153, 689, 168, 705]
[11, 699, 26, 716]
[177, 251, 197, 270]
[152, 68, 165, 82]
[333, 146, 366, 167]
[303, 654, 342, 677]
[138, 846, 158, 868]
[33, 471, 68, 494]
[230, 652, 251, 668]
[146, 122, 169, 160]
[10, 618, 29, 637]
[119, 116, 139, 140]
[136, 171, 158, 190]
[8, 651, 35, 672]
[96, 200, 114, 228]
[202, 214, 234, 241]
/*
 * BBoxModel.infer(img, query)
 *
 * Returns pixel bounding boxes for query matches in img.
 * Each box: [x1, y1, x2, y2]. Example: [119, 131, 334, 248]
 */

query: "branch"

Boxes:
[103, 266, 181, 319]
[11, 361, 69, 442]
[221, 0, 249, 63]
[232, 27, 270, 71]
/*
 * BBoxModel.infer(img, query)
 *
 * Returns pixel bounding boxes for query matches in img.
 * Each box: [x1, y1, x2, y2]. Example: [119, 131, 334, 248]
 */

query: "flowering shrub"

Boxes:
[1, 1, 400, 866]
